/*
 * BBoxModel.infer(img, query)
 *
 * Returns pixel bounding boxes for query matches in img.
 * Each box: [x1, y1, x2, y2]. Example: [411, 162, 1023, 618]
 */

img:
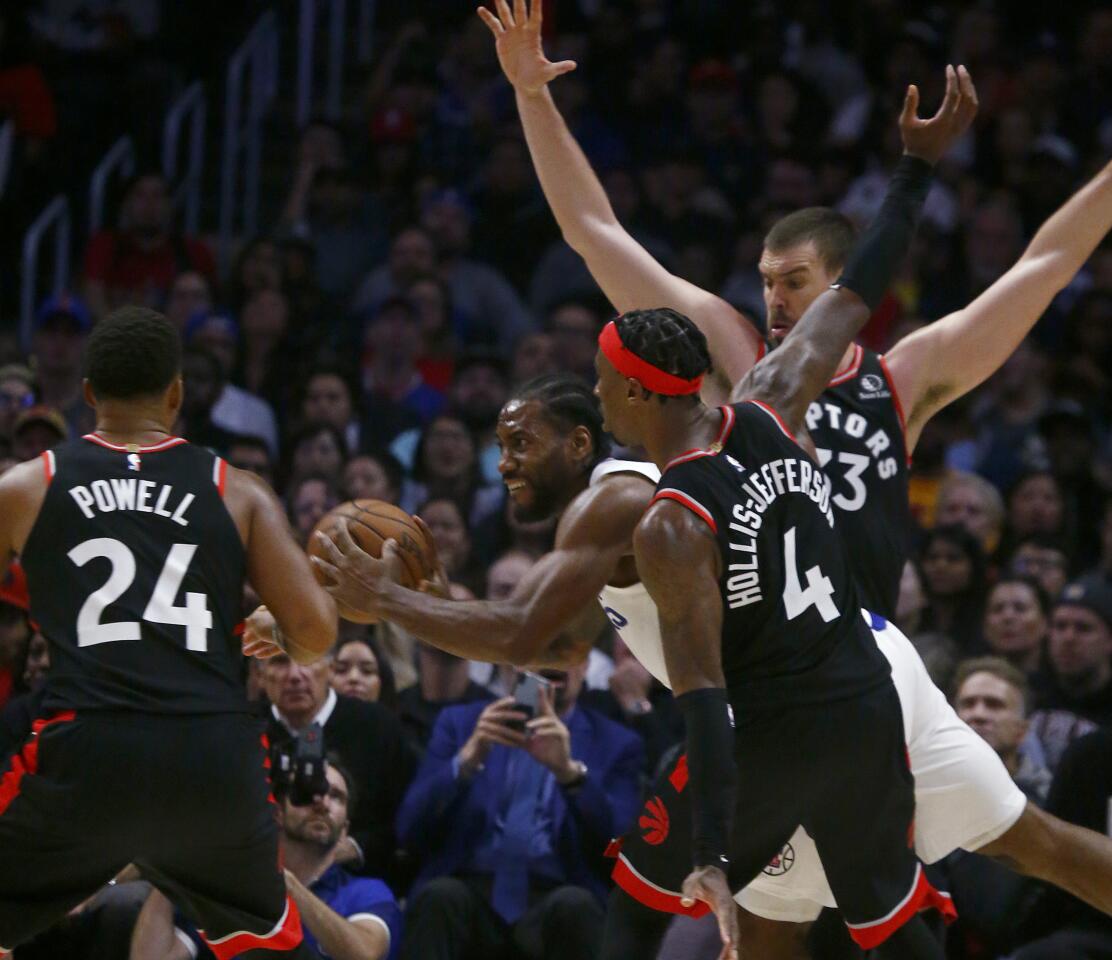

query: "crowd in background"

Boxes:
[3, 1, 1112, 958]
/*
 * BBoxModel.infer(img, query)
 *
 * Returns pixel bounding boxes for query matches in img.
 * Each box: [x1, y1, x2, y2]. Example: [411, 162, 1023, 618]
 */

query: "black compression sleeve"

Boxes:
[835, 154, 933, 311]
[675, 687, 738, 868]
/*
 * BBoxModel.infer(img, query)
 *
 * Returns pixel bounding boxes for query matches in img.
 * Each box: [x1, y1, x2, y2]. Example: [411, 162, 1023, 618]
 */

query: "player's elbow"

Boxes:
[564, 215, 622, 259]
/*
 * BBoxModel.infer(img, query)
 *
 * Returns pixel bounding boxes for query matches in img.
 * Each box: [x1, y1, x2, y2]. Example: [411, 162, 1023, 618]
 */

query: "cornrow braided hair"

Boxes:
[614, 308, 713, 402]
[512, 374, 611, 466]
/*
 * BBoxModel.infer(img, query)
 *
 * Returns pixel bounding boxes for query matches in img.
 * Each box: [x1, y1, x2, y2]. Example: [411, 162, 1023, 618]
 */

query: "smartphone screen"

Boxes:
[510, 670, 553, 728]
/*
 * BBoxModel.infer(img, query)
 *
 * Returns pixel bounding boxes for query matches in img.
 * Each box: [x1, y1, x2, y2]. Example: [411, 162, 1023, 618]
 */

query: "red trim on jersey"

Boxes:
[747, 400, 798, 443]
[82, 434, 187, 453]
[611, 853, 709, 919]
[755, 340, 768, 362]
[828, 344, 864, 387]
[877, 354, 913, 466]
[233, 620, 246, 637]
[215, 457, 228, 498]
[667, 753, 689, 792]
[845, 863, 957, 950]
[663, 406, 736, 471]
[651, 490, 718, 534]
[0, 710, 76, 817]
[40, 450, 54, 483]
[201, 896, 303, 959]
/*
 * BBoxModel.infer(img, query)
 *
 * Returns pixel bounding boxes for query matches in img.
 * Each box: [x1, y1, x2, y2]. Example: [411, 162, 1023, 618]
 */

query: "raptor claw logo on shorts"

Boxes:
[763, 843, 795, 876]
[639, 796, 670, 845]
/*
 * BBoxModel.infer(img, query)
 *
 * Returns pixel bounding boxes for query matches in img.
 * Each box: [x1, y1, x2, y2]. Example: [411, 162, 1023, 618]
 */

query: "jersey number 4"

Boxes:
[68, 537, 213, 650]
[782, 527, 839, 623]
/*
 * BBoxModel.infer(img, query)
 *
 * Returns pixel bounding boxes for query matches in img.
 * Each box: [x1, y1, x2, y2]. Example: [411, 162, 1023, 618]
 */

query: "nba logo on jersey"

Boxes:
[127, 453, 141, 472]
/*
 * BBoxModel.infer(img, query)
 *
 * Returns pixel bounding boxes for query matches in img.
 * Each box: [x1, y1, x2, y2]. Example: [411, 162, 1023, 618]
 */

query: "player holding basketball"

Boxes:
[313, 54, 1112, 960]
[0, 307, 336, 959]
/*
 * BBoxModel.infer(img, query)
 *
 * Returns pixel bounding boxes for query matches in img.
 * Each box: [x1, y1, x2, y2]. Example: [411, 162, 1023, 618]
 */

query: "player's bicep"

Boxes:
[634, 502, 724, 695]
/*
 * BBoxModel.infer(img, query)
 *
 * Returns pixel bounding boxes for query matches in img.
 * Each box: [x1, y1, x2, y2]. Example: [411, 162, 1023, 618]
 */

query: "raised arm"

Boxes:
[633, 501, 739, 957]
[477, 0, 761, 395]
[886, 157, 1112, 450]
[313, 474, 650, 666]
[733, 66, 977, 433]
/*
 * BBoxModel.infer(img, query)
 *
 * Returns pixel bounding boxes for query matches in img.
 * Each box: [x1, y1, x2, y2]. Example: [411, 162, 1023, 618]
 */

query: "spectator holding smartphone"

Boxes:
[395, 661, 643, 960]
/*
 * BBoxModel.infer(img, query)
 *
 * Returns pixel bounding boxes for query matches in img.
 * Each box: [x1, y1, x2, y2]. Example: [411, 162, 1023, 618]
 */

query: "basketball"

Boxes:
[309, 499, 436, 624]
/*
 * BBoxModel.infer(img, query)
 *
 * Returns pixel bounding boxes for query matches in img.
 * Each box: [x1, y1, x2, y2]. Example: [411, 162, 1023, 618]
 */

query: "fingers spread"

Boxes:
[513, 0, 527, 29]
[495, 0, 515, 27]
[311, 555, 340, 583]
[313, 530, 344, 563]
[331, 519, 361, 557]
[476, 6, 504, 33]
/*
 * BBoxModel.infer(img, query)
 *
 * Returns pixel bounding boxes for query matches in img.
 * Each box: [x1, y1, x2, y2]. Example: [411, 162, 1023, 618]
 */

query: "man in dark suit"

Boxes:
[263, 651, 416, 883]
[396, 660, 644, 960]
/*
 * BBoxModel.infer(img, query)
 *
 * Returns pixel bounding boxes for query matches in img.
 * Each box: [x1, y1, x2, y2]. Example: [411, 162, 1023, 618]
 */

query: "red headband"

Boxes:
[598, 321, 704, 396]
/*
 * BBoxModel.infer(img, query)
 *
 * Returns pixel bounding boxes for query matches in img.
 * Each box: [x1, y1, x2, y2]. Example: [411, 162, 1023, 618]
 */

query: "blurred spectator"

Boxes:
[132, 760, 401, 960]
[943, 656, 1049, 959]
[396, 660, 643, 960]
[263, 652, 416, 881]
[331, 633, 397, 713]
[360, 296, 446, 448]
[402, 415, 502, 529]
[287, 474, 339, 547]
[895, 560, 928, 637]
[226, 435, 275, 488]
[0, 364, 35, 441]
[545, 298, 606, 384]
[916, 525, 989, 654]
[1002, 470, 1069, 563]
[228, 237, 283, 313]
[300, 365, 362, 453]
[287, 422, 348, 488]
[404, 273, 460, 392]
[981, 576, 1051, 682]
[397, 641, 492, 754]
[163, 270, 213, 332]
[82, 172, 215, 319]
[1038, 576, 1112, 725]
[512, 332, 560, 386]
[342, 451, 404, 505]
[934, 470, 1006, 556]
[417, 498, 475, 589]
[31, 294, 92, 436]
[185, 310, 279, 455]
[12, 405, 67, 461]
[1009, 534, 1072, 601]
[235, 288, 296, 418]
[178, 347, 235, 453]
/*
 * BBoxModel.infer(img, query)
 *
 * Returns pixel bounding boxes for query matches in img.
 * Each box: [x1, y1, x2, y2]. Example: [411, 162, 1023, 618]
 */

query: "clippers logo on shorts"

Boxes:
[857, 373, 891, 401]
[763, 842, 795, 876]
[603, 606, 628, 629]
[639, 796, 670, 846]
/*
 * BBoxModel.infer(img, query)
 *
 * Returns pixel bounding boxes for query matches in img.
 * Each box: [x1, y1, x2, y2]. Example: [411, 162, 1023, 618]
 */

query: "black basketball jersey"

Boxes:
[803, 346, 910, 618]
[22, 435, 249, 714]
[653, 401, 890, 720]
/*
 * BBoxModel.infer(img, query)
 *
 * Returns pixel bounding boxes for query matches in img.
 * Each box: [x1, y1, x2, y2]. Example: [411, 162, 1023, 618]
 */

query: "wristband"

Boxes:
[676, 687, 738, 867]
[835, 154, 933, 311]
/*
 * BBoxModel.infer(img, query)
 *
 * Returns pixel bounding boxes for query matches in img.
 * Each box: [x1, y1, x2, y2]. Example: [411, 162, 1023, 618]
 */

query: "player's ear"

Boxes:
[166, 377, 184, 415]
[82, 379, 97, 409]
[568, 424, 592, 464]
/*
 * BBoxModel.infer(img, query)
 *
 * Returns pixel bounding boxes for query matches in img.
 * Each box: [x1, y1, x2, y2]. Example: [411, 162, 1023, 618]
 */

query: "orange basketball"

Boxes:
[309, 499, 435, 624]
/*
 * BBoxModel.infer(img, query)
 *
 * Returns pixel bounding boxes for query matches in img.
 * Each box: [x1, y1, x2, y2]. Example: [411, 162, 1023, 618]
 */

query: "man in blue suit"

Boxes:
[396, 659, 644, 960]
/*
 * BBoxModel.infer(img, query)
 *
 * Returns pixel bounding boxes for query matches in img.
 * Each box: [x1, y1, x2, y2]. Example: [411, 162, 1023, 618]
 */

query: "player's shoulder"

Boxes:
[558, 465, 656, 545]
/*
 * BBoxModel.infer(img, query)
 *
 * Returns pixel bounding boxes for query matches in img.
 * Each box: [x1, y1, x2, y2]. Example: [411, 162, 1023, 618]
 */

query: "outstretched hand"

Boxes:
[477, 0, 577, 96]
[899, 64, 978, 165]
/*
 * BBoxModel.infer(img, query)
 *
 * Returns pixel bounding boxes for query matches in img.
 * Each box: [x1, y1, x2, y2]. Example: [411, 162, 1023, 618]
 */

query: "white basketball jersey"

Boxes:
[589, 459, 673, 689]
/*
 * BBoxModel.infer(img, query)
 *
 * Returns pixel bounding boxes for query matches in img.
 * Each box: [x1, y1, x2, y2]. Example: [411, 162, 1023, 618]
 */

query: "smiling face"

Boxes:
[758, 240, 837, 344]
[496, 399, 590, 522]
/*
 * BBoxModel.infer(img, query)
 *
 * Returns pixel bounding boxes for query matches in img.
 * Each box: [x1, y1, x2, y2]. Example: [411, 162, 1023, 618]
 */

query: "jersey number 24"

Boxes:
[68, 537, 213, 650]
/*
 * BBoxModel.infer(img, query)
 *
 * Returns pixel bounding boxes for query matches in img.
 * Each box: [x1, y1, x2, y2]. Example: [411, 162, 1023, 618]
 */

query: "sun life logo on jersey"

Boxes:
[763, 842, 795, 876]
[858, 373, 891, 401]
[639, 796, 670, 845]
